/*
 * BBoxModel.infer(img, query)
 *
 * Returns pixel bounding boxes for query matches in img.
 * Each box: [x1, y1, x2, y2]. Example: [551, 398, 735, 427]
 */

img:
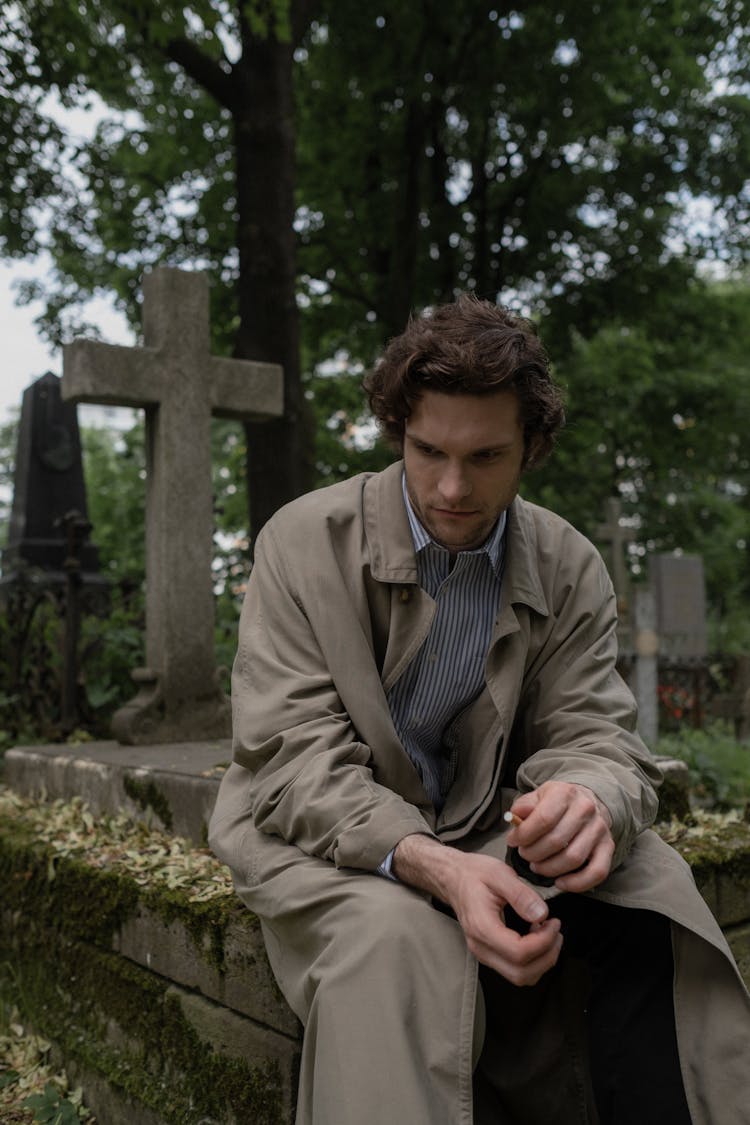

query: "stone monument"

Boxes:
[650, 554, 708, 664]
[62, 267, 283, 744]
[1, 371, 102, 584]
[1, 372, 108, 735]
[595, 497, 637, 633]
[594, 497, 659, 743]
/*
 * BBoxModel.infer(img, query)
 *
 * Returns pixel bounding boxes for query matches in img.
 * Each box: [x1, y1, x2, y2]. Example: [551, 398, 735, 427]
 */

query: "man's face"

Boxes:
[403, 390, 526, 553]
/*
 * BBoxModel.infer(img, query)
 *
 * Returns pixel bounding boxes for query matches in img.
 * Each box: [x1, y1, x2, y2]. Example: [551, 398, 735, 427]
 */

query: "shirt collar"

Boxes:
[401, 473, 506, 579]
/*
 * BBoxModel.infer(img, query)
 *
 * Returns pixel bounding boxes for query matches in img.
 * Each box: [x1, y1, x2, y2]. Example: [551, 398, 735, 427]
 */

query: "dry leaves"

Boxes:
[0, 1010, 94, 1122]
[657, 807, 748, 848]
[0, 786, 234, 903]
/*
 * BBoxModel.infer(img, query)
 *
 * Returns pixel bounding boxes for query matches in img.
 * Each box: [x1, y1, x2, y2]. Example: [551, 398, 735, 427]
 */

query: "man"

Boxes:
[210, 296, 750, 1125]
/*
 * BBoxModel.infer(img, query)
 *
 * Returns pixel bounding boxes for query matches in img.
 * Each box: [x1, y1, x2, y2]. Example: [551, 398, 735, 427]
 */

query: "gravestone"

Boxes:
[1, 373, 108, 734]
[650, 554, 708, 663]
[1, 371, 102, 583]
[594, 498, 660, 743]
[650, 554, 708, 731]
[62, 267, 283, 745]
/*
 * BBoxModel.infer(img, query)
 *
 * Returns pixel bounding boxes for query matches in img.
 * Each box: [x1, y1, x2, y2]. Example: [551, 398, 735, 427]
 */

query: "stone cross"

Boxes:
[631, 586, 659, 745]
[62, 268, 283, 745]
[596, 496, 637, 621]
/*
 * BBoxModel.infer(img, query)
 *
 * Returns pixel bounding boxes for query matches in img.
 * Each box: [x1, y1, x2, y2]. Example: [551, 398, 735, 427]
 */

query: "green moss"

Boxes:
[0, 811, 256, 975]
[0, 801, 295, 1122]
[0, 820, 140, 946]
[123, 774, 174, 831]
[663, 820, 750, 879]
[655, 772, 691, 822]
[0, 930, 291, 1124]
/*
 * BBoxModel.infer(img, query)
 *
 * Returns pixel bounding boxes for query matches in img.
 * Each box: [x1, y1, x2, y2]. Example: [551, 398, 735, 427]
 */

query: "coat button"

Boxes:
[399, 587, 411, 603]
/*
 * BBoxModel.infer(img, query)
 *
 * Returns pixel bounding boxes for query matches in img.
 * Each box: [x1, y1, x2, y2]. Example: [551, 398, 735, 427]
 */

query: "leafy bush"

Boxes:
[654, 723, 750, 810]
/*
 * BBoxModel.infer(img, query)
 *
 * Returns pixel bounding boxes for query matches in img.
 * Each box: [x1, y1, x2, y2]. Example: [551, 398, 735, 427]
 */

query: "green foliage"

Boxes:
[654, 723, 750, 809]
[0, 411, 18, 548]
[523, 277, 750, 647]
[306, 367, 394, 488]
[23, 1083, 81, 1125]
[296, 0, 750, 356]
[2, 1, 748, 353]
[79, 595, 145, 720]
[81, 419, 146, 585]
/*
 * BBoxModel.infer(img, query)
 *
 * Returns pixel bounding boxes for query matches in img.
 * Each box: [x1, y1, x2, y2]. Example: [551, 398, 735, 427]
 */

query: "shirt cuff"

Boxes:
[377, 847, 398, 881]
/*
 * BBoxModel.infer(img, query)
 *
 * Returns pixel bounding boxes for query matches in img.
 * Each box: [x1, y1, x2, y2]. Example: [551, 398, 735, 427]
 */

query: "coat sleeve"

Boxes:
[513, 532, 661, 870]
[230, 522, 435, 871]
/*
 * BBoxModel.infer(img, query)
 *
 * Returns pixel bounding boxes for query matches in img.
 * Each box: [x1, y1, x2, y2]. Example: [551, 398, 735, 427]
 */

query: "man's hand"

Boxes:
[393, 834, 562, 987]
[506, 780, 615, 893]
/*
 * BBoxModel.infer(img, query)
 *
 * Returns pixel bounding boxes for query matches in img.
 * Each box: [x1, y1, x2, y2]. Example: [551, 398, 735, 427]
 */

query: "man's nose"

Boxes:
[437, 462, 471, 504]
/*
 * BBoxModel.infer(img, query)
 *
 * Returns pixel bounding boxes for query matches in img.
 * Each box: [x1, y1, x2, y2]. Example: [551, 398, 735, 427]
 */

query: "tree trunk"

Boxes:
[233, 15, 314, 542]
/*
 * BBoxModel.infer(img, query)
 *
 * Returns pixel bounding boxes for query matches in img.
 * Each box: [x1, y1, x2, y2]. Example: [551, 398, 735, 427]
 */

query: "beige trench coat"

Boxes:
[210, 460, 750, 1125]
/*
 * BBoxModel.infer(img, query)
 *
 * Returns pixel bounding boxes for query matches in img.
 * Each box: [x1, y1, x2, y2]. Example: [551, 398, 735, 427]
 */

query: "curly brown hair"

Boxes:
[363, 294, 565, 468]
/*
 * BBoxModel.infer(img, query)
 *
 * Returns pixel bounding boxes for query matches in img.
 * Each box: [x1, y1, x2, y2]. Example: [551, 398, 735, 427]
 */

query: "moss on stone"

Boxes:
[123, 773, 174, 831]
[0, 807, 259, 978]
[655, 773, 691, 822]
[1, 920, 291, 1124]
[0, 820, 140, 947]
[659, 819, 750, 881]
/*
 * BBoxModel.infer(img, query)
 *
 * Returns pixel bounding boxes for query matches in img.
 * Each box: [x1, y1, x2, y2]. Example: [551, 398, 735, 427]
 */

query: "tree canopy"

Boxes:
[1, 0, 749, 652]
[3, 2, 749, 355]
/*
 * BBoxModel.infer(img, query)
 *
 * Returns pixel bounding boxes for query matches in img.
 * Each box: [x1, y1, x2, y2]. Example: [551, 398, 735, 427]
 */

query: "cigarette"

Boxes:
[503, 811, 523, 827]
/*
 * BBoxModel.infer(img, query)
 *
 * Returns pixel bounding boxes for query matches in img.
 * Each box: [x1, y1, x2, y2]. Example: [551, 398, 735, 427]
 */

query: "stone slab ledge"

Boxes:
[4, 739, 231, 845]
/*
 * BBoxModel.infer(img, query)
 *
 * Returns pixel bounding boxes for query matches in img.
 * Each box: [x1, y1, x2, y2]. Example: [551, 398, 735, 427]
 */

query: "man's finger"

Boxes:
[498, 866, 550, 925]
[555, 837, 615, 892]
[471, 923, 564, 987]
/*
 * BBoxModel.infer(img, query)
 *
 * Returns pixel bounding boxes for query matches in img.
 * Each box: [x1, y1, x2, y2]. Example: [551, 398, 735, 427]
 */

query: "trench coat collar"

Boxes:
[363, 459, 549, 618]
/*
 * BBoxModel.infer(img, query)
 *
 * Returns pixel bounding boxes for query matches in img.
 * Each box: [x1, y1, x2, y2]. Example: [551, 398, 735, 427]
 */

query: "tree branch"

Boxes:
[164, 36, 236, 111]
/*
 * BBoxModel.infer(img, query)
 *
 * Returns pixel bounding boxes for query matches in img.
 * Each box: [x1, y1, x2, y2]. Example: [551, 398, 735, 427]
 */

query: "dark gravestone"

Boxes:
[1, 371, 100, 582]
[650, 554, 708, 663]
[1, 372, 107, 736]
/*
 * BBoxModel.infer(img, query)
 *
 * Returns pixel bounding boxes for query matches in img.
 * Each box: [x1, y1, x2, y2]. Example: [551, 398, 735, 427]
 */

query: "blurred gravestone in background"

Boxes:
[1, 371, 102, 582]
[651, 555, 708, 664]
[651, 554, 709, 732]
[0, 371, 108, 737]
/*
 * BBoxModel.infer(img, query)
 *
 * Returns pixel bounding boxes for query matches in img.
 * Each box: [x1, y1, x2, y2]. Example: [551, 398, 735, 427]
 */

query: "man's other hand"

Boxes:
[505, 780, 615, 893]
[393, 834, 562, 987]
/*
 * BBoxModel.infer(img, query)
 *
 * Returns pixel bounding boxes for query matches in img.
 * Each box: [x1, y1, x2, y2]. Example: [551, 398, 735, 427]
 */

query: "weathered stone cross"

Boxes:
[62, 267, 283, 745]
[596, 496, 637, 619]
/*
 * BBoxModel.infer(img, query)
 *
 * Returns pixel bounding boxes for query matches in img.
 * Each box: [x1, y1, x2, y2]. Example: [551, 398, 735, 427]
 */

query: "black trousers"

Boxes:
[474, 896, 692, 1125]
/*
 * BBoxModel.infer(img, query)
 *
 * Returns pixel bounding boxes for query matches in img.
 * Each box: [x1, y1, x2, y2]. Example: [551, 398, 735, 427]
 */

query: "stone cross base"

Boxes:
[111, 665, 231, 745]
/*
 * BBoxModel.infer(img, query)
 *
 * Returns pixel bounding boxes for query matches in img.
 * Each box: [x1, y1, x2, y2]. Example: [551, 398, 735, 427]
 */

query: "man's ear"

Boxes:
[523, 435, 544, 470]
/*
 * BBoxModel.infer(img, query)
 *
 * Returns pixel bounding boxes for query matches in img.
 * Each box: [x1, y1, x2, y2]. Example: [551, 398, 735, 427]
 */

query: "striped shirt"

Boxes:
[387, 477, 506, 812]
